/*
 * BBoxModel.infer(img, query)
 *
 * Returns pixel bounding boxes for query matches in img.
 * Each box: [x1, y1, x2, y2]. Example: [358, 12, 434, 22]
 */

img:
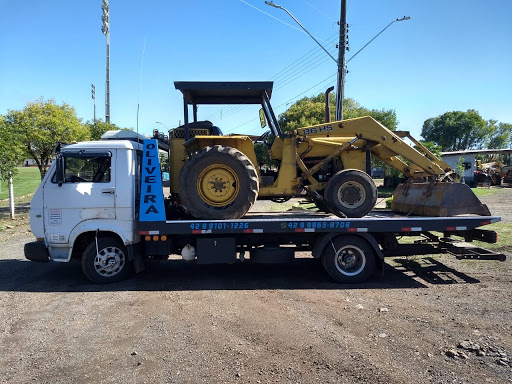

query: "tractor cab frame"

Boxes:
[174, 81, 285, 141]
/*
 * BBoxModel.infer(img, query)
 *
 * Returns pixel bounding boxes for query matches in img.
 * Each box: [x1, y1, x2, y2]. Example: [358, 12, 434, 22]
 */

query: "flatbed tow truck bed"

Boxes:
[136, 210, 505, 284]
[138, 210, 499, 236]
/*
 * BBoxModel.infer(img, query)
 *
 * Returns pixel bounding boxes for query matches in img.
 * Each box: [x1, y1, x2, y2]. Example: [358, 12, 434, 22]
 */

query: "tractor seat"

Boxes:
[176, 120, 223, 136]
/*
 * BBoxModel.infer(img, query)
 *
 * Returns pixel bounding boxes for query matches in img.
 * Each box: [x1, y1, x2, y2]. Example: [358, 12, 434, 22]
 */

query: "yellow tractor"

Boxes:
[166, 81, 489, 219]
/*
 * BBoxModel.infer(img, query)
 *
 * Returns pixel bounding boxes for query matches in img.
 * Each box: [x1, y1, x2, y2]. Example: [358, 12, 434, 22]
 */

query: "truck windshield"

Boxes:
[52, 154, 111, 183]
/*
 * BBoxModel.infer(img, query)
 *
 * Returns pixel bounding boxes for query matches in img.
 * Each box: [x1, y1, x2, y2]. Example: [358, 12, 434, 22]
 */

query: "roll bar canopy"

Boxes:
[174, 81, 285, 140]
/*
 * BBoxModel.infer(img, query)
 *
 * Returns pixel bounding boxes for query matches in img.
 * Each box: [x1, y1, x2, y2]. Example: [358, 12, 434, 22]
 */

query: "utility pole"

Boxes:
[265, 1, 409, 122]
[265, 1, 343, 120]
[336, 0, 347, 121]
[101, 0, 110, 123]
[91, 83, 96, 122]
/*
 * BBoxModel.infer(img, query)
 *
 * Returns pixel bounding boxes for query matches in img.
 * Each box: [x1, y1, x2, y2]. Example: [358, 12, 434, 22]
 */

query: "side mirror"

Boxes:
[259, 108, 267, 129]
[55, 156, 65, 187]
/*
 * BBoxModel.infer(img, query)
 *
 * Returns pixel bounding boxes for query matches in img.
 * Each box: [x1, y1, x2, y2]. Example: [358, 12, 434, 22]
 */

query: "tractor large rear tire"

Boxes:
[324, 169, 377, 218]
[179, 145, 259, 219]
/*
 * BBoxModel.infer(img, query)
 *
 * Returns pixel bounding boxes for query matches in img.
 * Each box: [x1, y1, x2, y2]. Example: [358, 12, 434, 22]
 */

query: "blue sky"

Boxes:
[1, 0, 511, 139]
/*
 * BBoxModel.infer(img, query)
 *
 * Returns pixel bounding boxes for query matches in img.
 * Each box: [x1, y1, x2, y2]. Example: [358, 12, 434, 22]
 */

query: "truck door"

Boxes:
[43, 150, 116, 243]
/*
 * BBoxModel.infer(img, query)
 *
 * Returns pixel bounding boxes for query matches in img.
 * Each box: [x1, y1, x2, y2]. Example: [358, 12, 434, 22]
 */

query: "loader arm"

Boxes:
[296, 116, 454, 179]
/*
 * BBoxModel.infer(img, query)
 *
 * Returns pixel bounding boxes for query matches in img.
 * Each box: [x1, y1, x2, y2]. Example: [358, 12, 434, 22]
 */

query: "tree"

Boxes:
[5, 98, 89, 180]
[487, 121, 511, 149]
[278, 94, 398, 132]
[421, 110, 493, 151]
[85, 119, 121, 141]
[0, 115, 26, 180]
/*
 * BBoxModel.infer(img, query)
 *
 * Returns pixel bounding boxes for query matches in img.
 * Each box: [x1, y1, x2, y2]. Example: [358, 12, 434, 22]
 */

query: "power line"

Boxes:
[203, 32, 339, 122]
[235, 73, 337, 135]
[204, 39, 338, 123]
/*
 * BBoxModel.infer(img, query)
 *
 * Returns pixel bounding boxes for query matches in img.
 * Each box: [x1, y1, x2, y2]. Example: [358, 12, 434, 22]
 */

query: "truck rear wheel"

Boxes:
[324, 169, 377, 218]
[179, 145, 259, 219]
[82, 236, 133, 284]
[321, 235, 376, 284]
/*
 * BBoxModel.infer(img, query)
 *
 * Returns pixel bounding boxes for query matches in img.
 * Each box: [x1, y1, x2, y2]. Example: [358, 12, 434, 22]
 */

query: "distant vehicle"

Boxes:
[441, 149, 512, 187]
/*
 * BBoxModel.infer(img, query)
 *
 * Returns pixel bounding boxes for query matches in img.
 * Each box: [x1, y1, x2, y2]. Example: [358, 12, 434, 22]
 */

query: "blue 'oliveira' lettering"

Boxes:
[139, 139, 165, 222]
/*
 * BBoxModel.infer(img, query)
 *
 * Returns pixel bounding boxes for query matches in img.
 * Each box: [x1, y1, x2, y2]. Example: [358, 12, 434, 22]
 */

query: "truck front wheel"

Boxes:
[82, 236, 134, 284]
[321, 235, 376, 284]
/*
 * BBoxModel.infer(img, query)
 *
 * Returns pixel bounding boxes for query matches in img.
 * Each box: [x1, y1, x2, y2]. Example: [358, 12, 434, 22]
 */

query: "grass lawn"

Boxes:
[0, 167, 41, 202]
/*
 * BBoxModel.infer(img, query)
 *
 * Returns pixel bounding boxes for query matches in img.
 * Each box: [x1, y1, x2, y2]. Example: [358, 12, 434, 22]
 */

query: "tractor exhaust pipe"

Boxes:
[325, 86, 334, 123]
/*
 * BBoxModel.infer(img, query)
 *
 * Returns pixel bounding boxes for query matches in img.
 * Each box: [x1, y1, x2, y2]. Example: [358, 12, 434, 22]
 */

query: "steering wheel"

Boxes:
[69, 175, 86, 183]
[255, 130, 274, 148]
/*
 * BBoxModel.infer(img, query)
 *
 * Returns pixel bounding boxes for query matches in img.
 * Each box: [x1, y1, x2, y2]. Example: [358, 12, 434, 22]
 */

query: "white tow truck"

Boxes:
[24, 132, 506, 284]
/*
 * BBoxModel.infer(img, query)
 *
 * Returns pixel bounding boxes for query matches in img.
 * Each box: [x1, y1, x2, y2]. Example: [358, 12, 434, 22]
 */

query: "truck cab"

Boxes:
[27, 135, 143, 275]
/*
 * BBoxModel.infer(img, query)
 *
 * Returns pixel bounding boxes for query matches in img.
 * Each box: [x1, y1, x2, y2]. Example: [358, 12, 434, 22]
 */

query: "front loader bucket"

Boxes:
[391, 182, 491, 217]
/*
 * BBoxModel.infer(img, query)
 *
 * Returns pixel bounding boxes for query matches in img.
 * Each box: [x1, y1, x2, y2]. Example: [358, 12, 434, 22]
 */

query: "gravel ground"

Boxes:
[0, 188, 511, 383]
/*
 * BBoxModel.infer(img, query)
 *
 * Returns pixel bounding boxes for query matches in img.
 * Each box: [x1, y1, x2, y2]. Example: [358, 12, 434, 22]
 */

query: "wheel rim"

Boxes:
[197, 164, 240, 207]
[334, 245, 366, 276]
[94, 246, 126, 277]
[336, 181, 366, 209]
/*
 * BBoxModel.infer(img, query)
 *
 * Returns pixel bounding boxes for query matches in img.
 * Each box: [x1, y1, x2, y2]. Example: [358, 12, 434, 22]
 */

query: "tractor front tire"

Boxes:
[179, 145, 259, 219]
[324, 169, 377, 218]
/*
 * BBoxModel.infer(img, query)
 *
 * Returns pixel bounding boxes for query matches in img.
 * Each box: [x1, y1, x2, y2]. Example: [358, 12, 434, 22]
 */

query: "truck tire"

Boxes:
[324, 169, 377, 218]
[321, 235, 376, 284]
[82, 236, 134, 284]
[179, 145, 259, 219]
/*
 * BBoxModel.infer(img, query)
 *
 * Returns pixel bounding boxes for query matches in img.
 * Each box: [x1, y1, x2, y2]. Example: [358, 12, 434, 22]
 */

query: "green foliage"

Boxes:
[5, 98, 89, 180]
[418, 141, 442, 158]
[487, 121, 511, 149]
[0, 115, 26, 181]
[278, 94, 398, 133]
[254, 141, 276, 169]
[421, 110, 510, 151]
[455, 156, 465, 180]
[85, 119, 121, 141]
[159, 152, 169, 170]
[278, 95, 327, 132]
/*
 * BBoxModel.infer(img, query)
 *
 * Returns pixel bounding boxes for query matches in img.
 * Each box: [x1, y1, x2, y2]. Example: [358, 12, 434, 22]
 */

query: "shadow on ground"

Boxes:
[0, 255, 482, 293]
[0, 203, 30, 219]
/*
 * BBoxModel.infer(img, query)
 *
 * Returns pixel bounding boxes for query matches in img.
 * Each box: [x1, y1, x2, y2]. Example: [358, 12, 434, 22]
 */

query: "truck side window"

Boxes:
[52, 156, 111, 183]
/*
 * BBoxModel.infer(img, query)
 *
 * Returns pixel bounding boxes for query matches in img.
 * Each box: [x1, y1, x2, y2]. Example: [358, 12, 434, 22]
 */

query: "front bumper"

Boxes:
[24, 241, 50, 262]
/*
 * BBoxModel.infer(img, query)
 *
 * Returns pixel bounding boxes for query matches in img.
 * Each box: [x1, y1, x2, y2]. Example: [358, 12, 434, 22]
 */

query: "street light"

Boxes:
[347, 16, 411, 64]
[265, 1, 410, 121]
[101, 0, 110, 123]
[265, 1, 343, 118]
[91, 83, 96, 122]
[265, 1, 337, 64]
[156, 121, 168, 130]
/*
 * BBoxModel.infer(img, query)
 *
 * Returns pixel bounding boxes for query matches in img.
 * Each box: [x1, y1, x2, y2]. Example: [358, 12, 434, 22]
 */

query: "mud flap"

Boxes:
[391, 182, 491, 217]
